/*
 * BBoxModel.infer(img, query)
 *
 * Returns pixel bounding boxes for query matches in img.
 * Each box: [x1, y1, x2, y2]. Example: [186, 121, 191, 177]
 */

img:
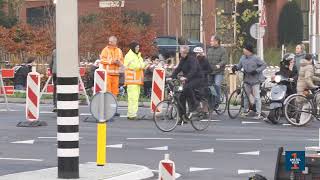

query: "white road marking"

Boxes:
[216, 139, 262, 141]
[40, 111, 54, 114]
[0, 158, 43, 162]
[241, 121, 261, 124]
[127, 138, 173, 140]
[120, 115, 128, 118]
[146, 146, 168, 151]
[11, 140, 35, 144]
[306, 139, 319, 141]
[189, 167, 214, 172]
[0, 109, 19, 112]
[38, 137, 56, 139]
[238, 169, 262, 175]
[107, 144, 123, 149]
[282, 123, 292, 126]
[237, 151, 260, 156]
[192, 148, 214, 153]
[80, 113, 91, 116]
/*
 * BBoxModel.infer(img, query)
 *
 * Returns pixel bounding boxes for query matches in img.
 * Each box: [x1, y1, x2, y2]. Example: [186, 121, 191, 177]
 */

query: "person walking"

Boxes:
[144, 55, 159, 98]
[124, 42, 150, 120]
[100, 36, 124, 116]
[294, 43, 306, 72]
[207, 34, 228, 107]
[49, 49, 57, 112]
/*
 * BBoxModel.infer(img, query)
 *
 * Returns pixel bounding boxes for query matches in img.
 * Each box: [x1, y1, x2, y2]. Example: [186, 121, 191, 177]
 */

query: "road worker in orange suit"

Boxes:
[124, 42, 151, 120]
[100, 36, 124, 116]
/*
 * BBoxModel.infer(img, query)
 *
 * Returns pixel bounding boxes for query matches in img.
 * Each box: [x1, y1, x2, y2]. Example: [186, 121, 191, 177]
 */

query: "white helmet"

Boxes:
[193, 46, 204, 53]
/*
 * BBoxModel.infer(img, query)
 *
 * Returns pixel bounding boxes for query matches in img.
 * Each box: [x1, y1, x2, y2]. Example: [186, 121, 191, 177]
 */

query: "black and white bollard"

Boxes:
[56, 0, 79, 178]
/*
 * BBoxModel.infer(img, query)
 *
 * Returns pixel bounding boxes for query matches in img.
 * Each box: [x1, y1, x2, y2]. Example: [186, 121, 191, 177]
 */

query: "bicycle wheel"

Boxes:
[314, 92, 320, 121]
[153, 100, 180, 132]
[191, 111, 212, 131]
[215, 86, 228, 115]
[284, 95, 313, 126]
[227, 89, 243, 119]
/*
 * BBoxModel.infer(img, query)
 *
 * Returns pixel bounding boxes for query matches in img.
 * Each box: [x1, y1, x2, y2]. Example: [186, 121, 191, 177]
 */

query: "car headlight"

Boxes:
[274, 75, 282, 83]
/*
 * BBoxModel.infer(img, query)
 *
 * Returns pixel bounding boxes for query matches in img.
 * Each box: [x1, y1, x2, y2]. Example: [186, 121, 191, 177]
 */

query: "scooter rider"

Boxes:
[274, 53, 298, 95]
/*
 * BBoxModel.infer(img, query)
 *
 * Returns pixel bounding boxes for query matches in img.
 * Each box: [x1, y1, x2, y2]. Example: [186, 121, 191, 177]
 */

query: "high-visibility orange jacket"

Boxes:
[100, 46, 124, 75]
[124, 49, 146, 85]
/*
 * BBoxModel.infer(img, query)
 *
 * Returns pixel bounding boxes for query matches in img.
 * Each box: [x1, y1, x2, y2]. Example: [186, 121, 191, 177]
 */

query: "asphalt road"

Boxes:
[0, 103, 319, 180]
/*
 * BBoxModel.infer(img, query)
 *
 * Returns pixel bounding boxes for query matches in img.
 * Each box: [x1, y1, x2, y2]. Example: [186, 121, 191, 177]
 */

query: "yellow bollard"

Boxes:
[96, 122, 107, 166]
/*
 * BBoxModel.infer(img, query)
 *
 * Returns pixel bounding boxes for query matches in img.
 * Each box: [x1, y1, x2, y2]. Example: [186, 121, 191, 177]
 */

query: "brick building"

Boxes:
[17, 0, 291, 47]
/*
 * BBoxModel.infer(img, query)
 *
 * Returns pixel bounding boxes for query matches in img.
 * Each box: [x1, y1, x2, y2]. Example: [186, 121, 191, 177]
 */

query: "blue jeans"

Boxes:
[243, 84, 261, 114]
[210, 74, 224, 104]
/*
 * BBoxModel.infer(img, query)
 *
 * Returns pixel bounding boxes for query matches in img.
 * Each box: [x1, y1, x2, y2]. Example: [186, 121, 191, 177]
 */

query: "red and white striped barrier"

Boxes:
[1, 69, 15, 78]
[94, 67, 107, 94]
[0, 86, 14, 95]
[26, 71, 40, 121]
[0, 69, 15, 95]
[158, 154, 176, 180]
[151, 67, 166, 112]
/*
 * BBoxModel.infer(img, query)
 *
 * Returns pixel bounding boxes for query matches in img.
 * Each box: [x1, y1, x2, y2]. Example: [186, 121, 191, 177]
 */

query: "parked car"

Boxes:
[154, 36, 203, 59]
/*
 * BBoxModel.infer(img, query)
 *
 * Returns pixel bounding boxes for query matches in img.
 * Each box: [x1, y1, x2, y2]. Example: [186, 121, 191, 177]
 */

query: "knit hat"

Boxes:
[243, 42, 255, 53]
[129, 41, 139, 54]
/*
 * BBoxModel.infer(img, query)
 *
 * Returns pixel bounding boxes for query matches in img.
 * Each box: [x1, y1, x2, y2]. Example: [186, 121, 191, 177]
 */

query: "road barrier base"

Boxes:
[16, 121, 48, 127]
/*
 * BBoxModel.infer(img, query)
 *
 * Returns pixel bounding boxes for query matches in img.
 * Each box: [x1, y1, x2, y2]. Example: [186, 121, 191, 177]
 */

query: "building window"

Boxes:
[27, 6, 55, 26]
[295, 0, 309, 40]
[182, 0, 201, 41]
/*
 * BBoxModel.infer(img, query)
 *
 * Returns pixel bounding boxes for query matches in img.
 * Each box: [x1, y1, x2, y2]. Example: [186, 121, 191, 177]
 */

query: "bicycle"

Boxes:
[153, 78, 215, 132]
[208, 84, 228, 115]
[283, 88, 320, 126]
[227, 72, 271, 119]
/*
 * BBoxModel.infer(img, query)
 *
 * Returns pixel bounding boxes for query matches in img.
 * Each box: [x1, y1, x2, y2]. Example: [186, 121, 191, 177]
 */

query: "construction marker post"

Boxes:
[151, 67, 166, 112]
[90, 92, 117, 166]
[159, 154, 176, 180]
[17, 67, 47, 127]
[93, 65, 107, 95]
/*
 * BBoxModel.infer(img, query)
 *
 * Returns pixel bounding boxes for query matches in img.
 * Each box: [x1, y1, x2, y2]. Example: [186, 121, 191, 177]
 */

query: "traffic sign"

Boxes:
[250, 23, 265, 39]
[90, 92, 118, 122]
[260, 5, 267, 27]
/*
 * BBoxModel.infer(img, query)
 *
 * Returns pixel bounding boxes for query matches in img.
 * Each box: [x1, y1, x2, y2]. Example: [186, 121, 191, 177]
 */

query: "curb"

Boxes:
[0, 163, 154, 180]
[108, 165, 154, 180]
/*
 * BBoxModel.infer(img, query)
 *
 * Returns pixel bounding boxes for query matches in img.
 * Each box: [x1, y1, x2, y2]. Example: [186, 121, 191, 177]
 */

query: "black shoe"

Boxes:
[52, 108, 57, 112]
[115, 113, 120, 117]
[127, 117, 137, 120]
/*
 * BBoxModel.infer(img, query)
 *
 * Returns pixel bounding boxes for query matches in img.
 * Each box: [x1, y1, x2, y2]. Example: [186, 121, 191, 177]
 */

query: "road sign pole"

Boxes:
[258, 0, 264, 60]
[56, 0, 79, 178]
[97, 92, 106, 166]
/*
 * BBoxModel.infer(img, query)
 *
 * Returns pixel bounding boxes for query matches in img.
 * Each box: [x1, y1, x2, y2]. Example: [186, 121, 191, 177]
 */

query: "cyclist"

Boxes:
[193, 46, 212, 111]
[297, 54, 320, 96]
[172, 45, 204, 117]
[232, 42, 267, 119]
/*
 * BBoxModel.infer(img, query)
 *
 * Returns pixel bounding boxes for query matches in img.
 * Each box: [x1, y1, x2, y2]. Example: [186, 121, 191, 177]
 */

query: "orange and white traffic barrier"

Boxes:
[26, 69, 40, 121]
[0, 68, 15, 96]
[151, 67, 166, 112]
[158, 154, 176, 180]
[94, 66, 107, 94]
